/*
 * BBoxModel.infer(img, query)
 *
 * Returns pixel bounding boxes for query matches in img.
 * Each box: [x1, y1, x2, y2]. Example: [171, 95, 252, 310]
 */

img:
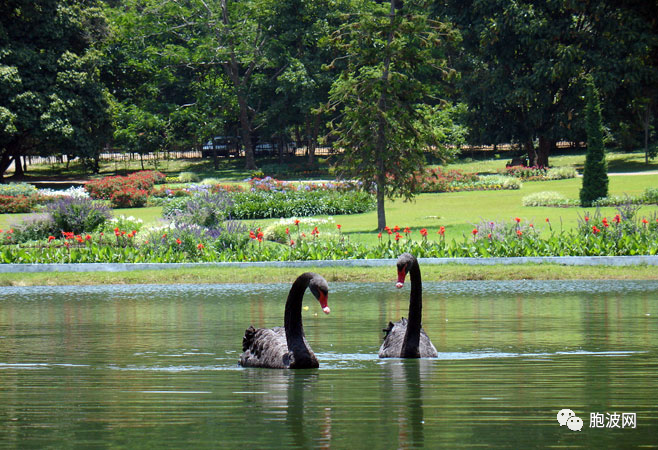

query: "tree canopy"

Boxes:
[1, 0, 657, 187]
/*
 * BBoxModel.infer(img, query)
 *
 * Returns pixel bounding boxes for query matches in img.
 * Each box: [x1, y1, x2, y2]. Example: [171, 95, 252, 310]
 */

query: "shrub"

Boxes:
[45, 197, 112, 234]
[545, 166, 578, 180]
[0, 195, 39, 213]
[85, 171, 165, 207]
[226, 190, 375, 219]
[110, 187, 149, 208]
[8, 213, 57, 243]
[644, 187, 658, 204]
[522, 191, 579, 207]
[504, 166, 547, 180]
[178, 172, 200, 183]
[163, 191, 233, 229]
[580, 76, 608, 206]
[0, 182, 38, 197]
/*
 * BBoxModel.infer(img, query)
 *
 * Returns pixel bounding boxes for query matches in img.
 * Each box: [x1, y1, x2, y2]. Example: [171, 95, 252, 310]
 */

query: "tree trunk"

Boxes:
[644, 105, 650, 165]
[220, 0, 257, 171]
[237, 94, 257, 170]
[524, 140, 535, 167]
[373, 0, 396, 231]
[12, 147, 24, 178]
[536, 136, 551, 168]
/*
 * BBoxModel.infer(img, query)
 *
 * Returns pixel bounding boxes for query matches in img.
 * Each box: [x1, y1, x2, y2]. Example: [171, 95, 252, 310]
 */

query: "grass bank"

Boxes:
[2, 264, 657, 287]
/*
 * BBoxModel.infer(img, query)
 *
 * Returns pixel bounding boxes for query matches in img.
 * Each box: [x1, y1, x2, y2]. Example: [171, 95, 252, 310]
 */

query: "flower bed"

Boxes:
[415, 168, 521, 193]
[85, 171, 165, 207]
[2, 211, 657, 263]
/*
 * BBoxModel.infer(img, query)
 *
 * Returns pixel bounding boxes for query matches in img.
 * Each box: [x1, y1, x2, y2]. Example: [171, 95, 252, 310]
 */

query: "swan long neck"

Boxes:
[401, 258, 422, 358]
[284, 273, 314, 362]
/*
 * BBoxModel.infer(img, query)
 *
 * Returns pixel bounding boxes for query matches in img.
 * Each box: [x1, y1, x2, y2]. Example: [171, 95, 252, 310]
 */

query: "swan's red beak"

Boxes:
[396, 268, 406, 289]
[318, 291, 330, 314]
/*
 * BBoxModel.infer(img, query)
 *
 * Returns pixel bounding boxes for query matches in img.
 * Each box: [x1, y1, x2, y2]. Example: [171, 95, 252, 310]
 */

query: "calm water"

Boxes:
[1, 280, 657, 449]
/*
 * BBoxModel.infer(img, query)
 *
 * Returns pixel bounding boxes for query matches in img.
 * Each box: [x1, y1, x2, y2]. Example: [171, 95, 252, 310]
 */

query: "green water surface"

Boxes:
[1, 280, 657, 448]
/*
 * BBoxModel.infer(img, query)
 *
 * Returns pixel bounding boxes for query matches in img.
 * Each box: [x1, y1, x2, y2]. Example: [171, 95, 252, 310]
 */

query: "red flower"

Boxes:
[290, 240, 295, 246]
[176, 238, 182, 245]
[438, 226, 445, 236]
[516, 230, 523, 237]
[592, 226, 600, 234]
[294, 219, 300, 225]
[472, 228, 478, 235]
[395, 233, 401, 241]
[377, 232, 382, 239]
[48, 236, 56, 242]
[613, 214, 621, 224]
[285, 227, 290, 235]
[85, 235, 91, 240]
[420, 228, 428, 237]
[642, 218, 649, 225]
[393, 225, 400, 232]
[584, 216, 590, 222]
[337, 224, 342, 230]
[545, 218, 550, 222]
[162, 233, 167, 239]
[487, 233, 492, 239]
[197, 243, 204, 250]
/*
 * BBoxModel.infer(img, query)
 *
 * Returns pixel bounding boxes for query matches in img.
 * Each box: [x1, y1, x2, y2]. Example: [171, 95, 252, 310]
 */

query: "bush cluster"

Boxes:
[415, 168, 521, 193]
[502, 165, 577, 181]
[10, 197, 112, 242]
[227, 190, 375, 219]
[85, 171, 165, 207]
[525, 188, 658, 208]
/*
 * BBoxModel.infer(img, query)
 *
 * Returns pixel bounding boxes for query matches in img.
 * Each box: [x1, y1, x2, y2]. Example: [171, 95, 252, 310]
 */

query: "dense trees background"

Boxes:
[1, 0, 657, 180]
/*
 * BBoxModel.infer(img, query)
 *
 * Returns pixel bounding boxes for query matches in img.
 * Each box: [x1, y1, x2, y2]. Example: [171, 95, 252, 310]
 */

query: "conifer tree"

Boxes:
[580, 76, 608, 207]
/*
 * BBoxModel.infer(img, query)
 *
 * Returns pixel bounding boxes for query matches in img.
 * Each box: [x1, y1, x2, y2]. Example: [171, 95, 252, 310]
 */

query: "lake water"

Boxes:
[1, 280, 657, 448]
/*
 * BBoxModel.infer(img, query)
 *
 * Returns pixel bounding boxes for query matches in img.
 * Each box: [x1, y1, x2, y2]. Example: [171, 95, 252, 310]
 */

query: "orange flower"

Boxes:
[48, 236, 56, 242]
[438, 226, 445, 236]
[515, 217, 521, 223]
[197, 243, 204, 250]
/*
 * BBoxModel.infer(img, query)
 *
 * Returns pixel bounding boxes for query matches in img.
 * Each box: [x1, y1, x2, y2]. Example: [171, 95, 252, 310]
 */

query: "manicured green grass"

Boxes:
[1, 263, 657, 287]
[3, 150, 657, 240]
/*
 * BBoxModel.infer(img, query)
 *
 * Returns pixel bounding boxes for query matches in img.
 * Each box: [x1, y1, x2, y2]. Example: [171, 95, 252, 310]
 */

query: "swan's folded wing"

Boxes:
[240, 326, 291, 368]
[378, 318, 407, 358]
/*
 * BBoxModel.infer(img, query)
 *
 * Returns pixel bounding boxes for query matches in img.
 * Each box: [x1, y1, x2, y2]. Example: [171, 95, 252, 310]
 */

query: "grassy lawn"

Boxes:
[2, 263, 657, 287]
[2, 149, 657, 242]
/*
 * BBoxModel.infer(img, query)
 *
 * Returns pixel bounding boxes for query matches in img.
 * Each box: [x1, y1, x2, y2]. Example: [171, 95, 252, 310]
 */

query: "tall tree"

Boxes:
[327, 0, 458, 230]
[438, 0, 658, 167]
[0, 0, 112, 179]
[580, 76, 608, 207]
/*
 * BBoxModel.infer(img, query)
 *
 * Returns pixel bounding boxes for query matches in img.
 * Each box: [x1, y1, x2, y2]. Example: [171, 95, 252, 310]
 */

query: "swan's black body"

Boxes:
[240, 272, 329, 369]
[379, 253, 437, 358]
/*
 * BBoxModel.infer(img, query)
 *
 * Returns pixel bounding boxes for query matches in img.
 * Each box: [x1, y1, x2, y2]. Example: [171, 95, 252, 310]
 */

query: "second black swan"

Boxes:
[379, 253, 438, 358]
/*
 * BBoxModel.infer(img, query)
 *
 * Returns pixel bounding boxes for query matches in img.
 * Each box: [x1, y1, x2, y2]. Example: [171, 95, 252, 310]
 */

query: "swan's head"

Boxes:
[396, 253, 416, 288]
[309, 275, 330, 314]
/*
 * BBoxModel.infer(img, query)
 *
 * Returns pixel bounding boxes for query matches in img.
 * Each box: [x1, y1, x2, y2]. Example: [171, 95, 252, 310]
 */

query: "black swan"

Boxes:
[379, 253, 438, 358]
[240, 272, 330, 369]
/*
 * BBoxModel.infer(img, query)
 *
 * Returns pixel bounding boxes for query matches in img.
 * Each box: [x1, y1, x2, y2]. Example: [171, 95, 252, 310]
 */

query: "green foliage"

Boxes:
[0, 1, 112, 175]
[326, 1, 459, 228]
[178, 172, 201, 183]
[45, 197, 112, 234]
[580, 77, 609, 207]
[522, 192, 580, 207]
[227, 190, 375, 220]
[0, 183, 38, 197]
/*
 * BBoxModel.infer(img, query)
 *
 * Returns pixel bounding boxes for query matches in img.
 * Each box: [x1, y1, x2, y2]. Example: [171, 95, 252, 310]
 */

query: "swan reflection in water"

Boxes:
[381, 358, 435, 448]
[240, 370, 332, 448]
